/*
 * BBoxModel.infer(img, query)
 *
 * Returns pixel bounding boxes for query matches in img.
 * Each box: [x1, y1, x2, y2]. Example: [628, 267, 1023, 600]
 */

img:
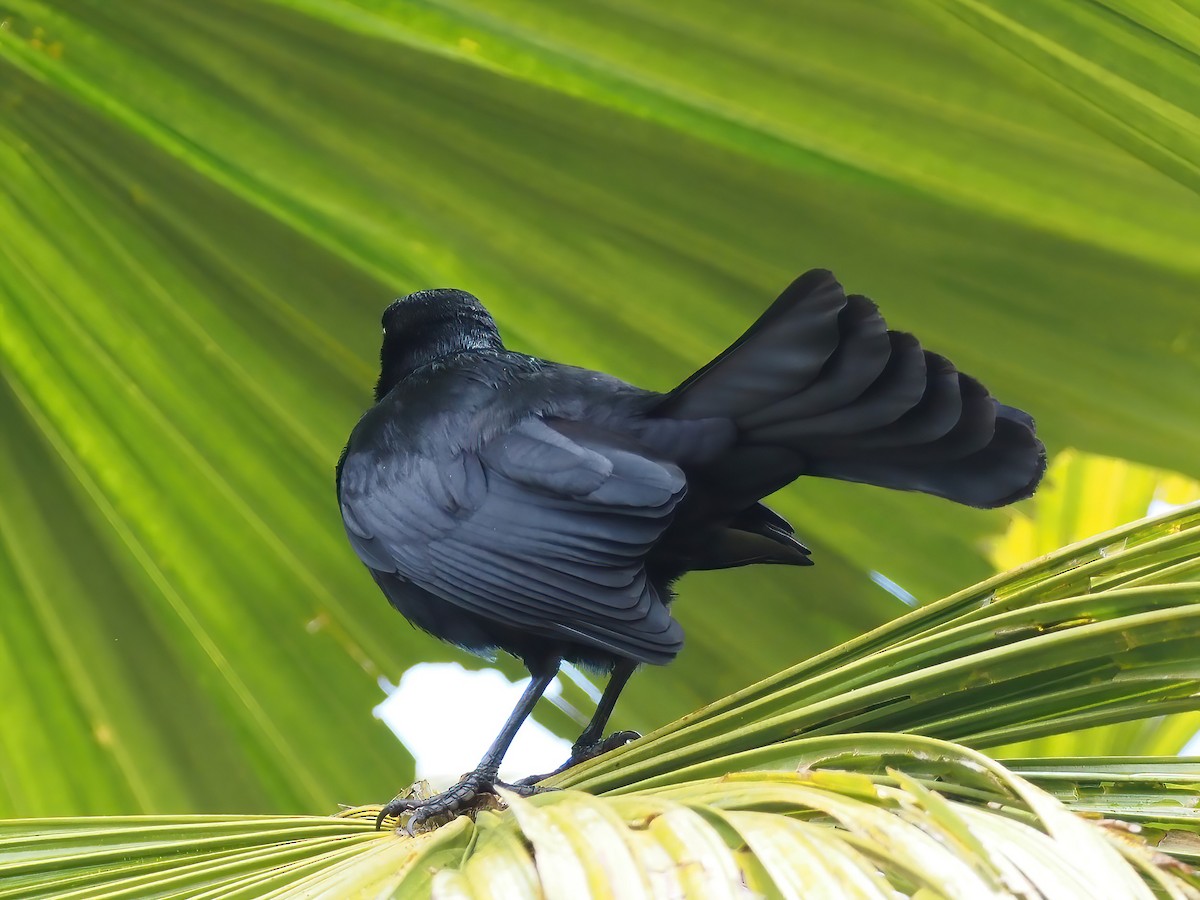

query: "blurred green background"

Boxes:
[0, 0, 1197, 816]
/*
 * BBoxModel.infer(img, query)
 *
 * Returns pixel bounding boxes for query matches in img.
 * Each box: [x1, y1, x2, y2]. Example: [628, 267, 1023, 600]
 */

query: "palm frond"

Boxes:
[558, 501, 1200, 795]
[2, 0, 1200, 812]
[4, 741, 1196, 898]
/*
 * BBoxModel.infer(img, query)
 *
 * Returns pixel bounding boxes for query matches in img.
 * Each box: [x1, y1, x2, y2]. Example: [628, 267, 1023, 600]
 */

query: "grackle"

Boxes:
[336, 269, 1045, 833]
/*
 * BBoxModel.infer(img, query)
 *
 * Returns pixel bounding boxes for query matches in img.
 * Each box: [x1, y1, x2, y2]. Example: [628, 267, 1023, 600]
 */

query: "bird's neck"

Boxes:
[374, 325, 504, 401]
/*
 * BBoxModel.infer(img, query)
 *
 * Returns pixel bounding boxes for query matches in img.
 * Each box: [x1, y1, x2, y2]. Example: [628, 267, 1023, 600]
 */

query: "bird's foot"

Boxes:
[514, 730, 641, 788]
[376, 769, 501, 835]
[493, 777, 550, 797]
[573, 729, 641, 765]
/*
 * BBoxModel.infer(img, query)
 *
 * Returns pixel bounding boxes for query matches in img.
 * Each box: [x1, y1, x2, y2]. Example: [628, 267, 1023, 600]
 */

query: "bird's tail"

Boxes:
[653, 269, 1046, 511]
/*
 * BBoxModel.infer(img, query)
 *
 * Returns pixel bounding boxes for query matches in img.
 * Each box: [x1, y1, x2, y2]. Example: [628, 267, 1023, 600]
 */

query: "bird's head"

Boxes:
[375, 289, 505, 401]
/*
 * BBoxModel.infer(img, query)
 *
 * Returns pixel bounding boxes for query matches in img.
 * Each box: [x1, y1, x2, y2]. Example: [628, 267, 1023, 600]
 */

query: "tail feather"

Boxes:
[806, 353, 968, 451]
[807, 367, 995, 461]
[810, 412, 1046, 508]
[661, 270, 850, 418]
[752, 331, 927, 442]
[739, 294, 892, 426]
[654, 269, 1045, 510]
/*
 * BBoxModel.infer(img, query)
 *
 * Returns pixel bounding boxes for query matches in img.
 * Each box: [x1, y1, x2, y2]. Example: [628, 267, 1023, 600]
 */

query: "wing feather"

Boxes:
[338, 417, 687, 664]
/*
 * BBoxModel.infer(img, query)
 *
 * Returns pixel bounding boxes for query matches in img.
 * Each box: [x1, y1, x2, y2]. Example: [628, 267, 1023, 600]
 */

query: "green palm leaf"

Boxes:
[1, 0, 1198, 838]
[989, 449, 1200, 757]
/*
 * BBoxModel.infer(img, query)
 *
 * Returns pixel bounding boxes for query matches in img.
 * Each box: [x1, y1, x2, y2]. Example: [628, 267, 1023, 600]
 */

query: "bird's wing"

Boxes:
[338, 417, 687, 664]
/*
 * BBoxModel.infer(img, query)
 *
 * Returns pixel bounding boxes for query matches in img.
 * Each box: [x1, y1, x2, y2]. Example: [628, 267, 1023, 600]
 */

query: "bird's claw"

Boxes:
[514, 729, 641, 788]
[573, 729, 640, 762]
[376, 770, 499, 835]
[493, 777, 548, 797]
[374, 795, 418, 830]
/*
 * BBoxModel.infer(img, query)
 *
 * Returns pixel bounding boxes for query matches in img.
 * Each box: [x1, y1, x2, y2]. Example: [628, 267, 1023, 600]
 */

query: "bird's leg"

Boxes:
[569, 660, 639, 761]
[516, 660, 639, 787]
[377, 663, 559, 834]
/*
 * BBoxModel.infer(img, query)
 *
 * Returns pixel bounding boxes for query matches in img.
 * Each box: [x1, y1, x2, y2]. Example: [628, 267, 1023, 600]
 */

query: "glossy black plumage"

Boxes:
[337, 271, 1046, 831]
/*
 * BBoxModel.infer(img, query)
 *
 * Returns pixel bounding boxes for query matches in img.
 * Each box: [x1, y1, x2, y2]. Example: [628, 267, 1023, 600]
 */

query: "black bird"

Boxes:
[337, 269, 1045, 832]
